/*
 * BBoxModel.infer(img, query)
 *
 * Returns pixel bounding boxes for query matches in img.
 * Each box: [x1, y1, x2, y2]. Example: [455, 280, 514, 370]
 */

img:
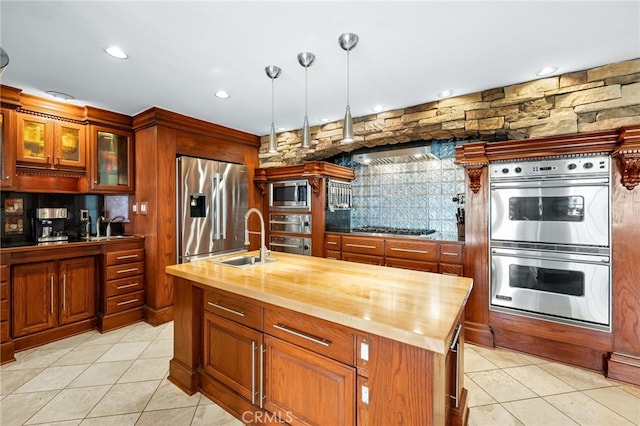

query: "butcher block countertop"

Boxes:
[166, 251, 473, 354]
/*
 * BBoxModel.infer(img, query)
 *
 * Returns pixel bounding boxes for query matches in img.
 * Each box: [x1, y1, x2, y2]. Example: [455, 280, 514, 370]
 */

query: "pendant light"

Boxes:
[265, 65, 282, 153]
[297, 52, 315, 148]
[339, 32, 359, 143]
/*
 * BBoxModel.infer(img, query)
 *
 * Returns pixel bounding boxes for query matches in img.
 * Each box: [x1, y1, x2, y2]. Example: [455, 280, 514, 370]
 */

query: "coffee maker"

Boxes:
[33, 208, 68, 243]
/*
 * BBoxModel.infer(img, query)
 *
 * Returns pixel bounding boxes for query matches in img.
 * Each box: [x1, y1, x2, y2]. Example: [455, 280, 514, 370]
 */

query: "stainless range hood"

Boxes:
[351, 145, 438, 165]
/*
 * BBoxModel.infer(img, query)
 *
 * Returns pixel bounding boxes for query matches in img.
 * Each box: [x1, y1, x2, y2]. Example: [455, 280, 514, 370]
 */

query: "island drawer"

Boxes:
[342, 252, 383, 266]
[385, 239, 438, 262]
[106, 262, 145, 280]
[204, 289, 262, 329]
[105, 290, 144, 314]
[264, 305, 354, 365]
[106, 249, 145, 266]
[325, 234, 341, 249]
[106, 276, 145, 297]
[341, 236, 384, 256]
[439, 243, 463, 265]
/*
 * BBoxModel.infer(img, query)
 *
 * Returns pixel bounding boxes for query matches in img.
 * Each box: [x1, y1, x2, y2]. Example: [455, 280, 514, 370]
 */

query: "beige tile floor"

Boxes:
[1, 321, 638, 425]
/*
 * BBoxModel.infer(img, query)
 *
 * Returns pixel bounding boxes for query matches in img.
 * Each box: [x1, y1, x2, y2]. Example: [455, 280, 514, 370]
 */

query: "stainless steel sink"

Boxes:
[87, 235, 136, 241]
[216, 255, 277, 269]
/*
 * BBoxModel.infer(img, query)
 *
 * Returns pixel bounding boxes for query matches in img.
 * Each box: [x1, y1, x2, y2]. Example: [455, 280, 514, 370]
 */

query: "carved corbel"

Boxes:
[253, 169, 268, 196]
[613, 150, 640, 190]
[465, 164, 486, 194]
[307, 176, 322, 196]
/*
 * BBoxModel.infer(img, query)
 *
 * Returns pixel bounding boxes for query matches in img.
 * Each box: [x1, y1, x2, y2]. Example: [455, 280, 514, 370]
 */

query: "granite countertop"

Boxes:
[166, 251, 473, 354]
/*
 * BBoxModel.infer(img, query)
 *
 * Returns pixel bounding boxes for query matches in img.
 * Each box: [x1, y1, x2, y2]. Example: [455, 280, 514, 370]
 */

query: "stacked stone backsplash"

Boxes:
[258, 58, 640, 167]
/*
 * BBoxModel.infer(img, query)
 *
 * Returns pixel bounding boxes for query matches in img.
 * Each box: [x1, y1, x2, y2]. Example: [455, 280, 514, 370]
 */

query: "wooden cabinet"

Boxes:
[328, 233, 465, 276]
[16, 113, 86, 170]
[89, 126, 135, 193]
[1, 108, 16, 189]
[342, 235, 384, 265]
[385, 238, 438, 272]
[264, 335, 356, 425]
[99, 241, 145, 331]
[438, 242, 464, 276]
[12, 257, 95, 338]
[325, 233, 342, 260]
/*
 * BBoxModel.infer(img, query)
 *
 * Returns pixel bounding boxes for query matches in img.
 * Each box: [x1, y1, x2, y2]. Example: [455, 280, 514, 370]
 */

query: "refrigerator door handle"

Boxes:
[212, 173, 221, 240]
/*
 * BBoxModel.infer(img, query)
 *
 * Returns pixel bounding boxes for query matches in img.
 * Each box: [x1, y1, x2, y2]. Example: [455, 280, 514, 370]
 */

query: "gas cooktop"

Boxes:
[351, 226, 436, 236]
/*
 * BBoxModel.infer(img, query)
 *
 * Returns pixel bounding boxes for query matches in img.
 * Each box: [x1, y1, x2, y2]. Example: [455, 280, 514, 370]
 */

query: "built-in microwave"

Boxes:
[269, 180, 311, 211]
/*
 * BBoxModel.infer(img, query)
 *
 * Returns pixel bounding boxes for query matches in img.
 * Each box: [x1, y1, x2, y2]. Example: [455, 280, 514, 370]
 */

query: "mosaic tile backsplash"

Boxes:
[349, 142, 466, 240]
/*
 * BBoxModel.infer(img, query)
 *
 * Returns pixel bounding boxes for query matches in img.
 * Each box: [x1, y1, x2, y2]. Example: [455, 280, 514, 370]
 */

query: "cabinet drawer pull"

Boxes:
[116, 283, 139, 290]
[441, 252, 460, 256]
[116, 254, 139, 260]
[442, 272, 459, 276]
[117, 298, 139, 306]
[207, 301, 245, 317]
[389, 247, 428, 254]
[346, 243, 377, 249]
[327, 241, 338, 245]
[273, 323, 331, 347]
[50, 275, 54, 314]
[116, 267, 139, 274]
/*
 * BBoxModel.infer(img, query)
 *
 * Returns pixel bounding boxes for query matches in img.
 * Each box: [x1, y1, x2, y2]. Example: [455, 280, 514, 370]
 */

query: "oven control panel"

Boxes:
[490, 155, 609, 179]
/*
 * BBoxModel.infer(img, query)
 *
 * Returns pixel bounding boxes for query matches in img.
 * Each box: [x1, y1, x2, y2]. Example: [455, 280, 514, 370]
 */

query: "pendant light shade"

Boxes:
[265, 65, 282, 153]
[339, 33, 358, 143]
[297, 52, 315, 148]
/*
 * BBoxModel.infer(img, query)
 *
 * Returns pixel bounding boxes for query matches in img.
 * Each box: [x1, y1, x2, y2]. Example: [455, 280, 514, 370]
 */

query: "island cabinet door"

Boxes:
[264, 335, 356, 426]
[203, 312, 262, 404]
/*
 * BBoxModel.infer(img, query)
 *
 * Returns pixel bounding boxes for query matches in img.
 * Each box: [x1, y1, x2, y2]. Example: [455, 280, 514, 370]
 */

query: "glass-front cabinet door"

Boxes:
[1, 108, 16, 189]
[16, 112, 86, 170]
[54, 121, 86, 168]
[90, 126, 134, 193]
[16, 113, 53, 167]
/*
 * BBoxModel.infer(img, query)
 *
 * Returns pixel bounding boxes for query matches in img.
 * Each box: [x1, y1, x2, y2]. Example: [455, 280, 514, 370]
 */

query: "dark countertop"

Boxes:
[0, 235, 144, 253]
[326, 230, 463, 242]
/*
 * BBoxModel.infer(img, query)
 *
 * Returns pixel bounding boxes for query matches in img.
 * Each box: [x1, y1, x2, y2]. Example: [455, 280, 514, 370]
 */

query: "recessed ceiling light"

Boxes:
[46, 91, 74, 101]
[372, 105, 384, 113]
[438, 90, 454, 98]
[536, 66, 558, 76]
[319, 118, 330, 123]
[215, 90, 230, 99]
[106, 46, 128, 59]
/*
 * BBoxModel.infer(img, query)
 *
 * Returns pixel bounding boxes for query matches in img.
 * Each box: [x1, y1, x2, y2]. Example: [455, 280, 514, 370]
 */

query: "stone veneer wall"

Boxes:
[259, 58, 640, 167]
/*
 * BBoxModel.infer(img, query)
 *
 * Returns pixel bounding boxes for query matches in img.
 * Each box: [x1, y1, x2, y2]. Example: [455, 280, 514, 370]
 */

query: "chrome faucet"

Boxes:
[244, 208, 270, 263]
[96, 216, 105, 238]
[106, 215, 125, 238]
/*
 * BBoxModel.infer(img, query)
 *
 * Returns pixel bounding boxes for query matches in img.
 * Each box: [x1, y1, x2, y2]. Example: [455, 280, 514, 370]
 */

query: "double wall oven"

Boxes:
[489, 155, 611, 331]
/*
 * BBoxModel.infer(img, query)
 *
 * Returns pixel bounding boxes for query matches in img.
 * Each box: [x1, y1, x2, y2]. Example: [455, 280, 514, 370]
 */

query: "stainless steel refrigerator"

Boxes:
[177, 156, 248, 263]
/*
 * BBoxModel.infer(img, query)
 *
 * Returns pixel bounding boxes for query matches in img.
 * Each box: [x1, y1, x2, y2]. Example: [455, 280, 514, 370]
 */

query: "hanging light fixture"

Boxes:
[297, 52, 315, 148]
[338, 32, 359, 143]
[265, 65, 282, 153]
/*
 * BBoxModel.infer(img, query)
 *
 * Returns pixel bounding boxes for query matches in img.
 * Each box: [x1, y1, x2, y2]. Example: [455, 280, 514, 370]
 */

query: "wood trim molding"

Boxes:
[0, 85, 22, 108]
[455, 126, 640, 192]
[254, 161, 355, 196]
[607, 352, 640, 386]
[133, 107, 260, 148]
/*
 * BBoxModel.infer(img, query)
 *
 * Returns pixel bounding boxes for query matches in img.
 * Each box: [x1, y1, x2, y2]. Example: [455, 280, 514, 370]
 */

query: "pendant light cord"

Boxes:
[271, 78, 275, 125]
[346, 50, 350, 109]
[305, 67, 308, 118]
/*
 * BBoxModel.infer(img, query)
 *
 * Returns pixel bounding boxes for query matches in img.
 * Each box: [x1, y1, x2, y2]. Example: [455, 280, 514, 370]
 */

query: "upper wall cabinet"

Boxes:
[0, 108, 16, 190]
[16, 113, 86, 170]
[89, 125, 134, 193]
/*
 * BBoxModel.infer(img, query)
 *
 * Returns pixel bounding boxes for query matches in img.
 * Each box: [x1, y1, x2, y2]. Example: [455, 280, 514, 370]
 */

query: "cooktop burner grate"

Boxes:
[351, 226, 436, 236]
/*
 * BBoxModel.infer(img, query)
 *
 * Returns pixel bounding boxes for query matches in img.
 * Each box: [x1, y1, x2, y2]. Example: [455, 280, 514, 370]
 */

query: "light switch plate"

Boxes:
[140, 202, 148, 215]
[361, 385, 369, 404]
[360, 342, 369, 361]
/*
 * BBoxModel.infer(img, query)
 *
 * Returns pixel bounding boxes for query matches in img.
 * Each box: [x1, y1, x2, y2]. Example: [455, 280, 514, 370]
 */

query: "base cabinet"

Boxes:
[264, 335, 355, 425]
[12, 257, 95, 338]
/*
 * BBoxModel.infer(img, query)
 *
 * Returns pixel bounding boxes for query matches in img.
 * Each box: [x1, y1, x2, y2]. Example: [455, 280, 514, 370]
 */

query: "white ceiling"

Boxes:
[1, 1, 639, 138]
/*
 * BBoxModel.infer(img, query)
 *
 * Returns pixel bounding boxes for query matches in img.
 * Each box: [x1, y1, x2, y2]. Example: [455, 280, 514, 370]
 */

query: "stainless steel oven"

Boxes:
[489, 155, 611, 331]
[490, 246, 610, 328]
[269, 180, 311, 211]
[269, 235, 311, 256]
[490, 156, 610, 247]
[269, 214, 311, 234]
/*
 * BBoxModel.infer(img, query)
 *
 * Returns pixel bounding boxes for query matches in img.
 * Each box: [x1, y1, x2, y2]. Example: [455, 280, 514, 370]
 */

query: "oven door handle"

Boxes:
[491, 247, 610, 264]
[270, 242, 302, 249]
[491, 177, 609, 189]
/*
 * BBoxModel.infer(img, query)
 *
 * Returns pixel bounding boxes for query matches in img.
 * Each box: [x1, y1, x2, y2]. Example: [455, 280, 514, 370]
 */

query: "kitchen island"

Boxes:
[166, 251, 473, 425]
